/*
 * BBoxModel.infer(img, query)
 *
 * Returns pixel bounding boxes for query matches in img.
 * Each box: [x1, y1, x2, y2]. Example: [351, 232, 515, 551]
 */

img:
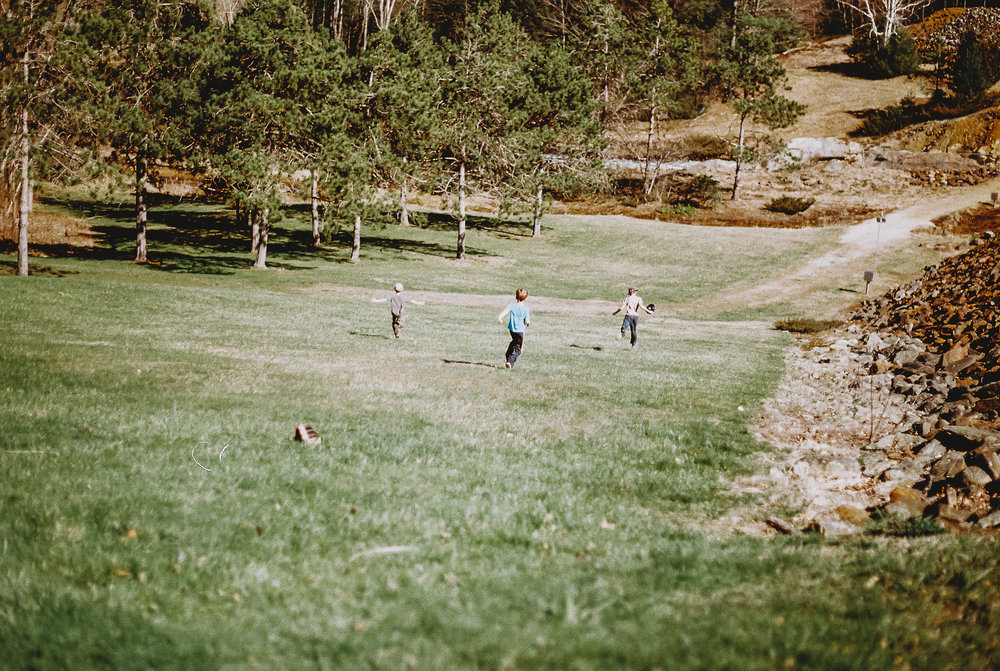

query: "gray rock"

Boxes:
[930, 452, 967, 481]
[962, 466, 993, 488]
[977, 509, 1000, 529]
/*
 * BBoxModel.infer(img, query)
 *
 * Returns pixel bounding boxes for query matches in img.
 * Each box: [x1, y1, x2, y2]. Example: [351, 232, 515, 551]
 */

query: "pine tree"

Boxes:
[715, 14, 804, 200]
[56, 0, 214, 263]
[951, 30, 989, 100]
[195, 0, 350, 268]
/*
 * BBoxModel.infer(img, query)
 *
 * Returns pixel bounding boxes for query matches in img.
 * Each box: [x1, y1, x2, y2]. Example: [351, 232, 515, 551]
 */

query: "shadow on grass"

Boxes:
[807, 61, 880, 79]
[442, 359, 501, 368]
[349, 330, 392, 340]
[0, 259, 80, 277]
[29, 195, 530, 273]
[407, 210, 533, 240]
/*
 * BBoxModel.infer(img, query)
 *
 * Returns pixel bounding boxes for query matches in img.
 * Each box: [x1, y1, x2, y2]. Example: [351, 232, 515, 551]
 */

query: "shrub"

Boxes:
[773, 318, 842, 334]
[765, 195, 815, 215]
[684, 134, 732, 161]
[869, 513, 945, 537]
[663, 173, 722, 209]
[848, 31, 921, 78]
[855, 97, 928, 136]
[951, 30, 995, 99]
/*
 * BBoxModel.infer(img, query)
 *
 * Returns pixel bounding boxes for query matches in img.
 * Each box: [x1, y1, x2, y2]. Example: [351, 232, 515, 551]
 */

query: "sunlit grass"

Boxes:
[1, 199, 998, 669]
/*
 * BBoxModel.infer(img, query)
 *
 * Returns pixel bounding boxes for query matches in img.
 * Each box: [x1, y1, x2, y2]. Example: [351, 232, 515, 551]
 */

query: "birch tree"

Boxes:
[0, 0, 67, 276]
[835, 0, 930, 45]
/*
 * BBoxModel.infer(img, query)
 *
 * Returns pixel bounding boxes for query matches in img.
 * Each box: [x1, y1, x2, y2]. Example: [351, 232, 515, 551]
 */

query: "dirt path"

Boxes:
[676, 175, 1000, 317]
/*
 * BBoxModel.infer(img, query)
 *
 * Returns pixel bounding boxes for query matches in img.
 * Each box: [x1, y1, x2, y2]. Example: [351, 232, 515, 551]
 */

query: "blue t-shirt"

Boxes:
[506, 302, 530, 333]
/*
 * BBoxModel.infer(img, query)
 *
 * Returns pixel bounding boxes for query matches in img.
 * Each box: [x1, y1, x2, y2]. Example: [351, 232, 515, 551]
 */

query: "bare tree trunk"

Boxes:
[643, 98, 658, 195]
[250, 208, 260, 254]
[311, 171, 321, 246]
[457, 160, 466, 259]
[17, 50, 30, 278]
[135, 150, 148, 263]
[350, 213, 361, 262]
[253, 207, 268, 269]
[532, 184, 543, 238]
[732, 115, 746, 201]
[399, 177, 409, 226]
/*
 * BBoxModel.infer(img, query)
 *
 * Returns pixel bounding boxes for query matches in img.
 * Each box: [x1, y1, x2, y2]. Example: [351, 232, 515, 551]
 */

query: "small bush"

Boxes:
[659, 203, 698, 216]
[765, 195, 815, 215]
[855, 97, 928, 136]
[950, 30, 999, 99]
[773, 318, 842, 334]
[684, 134, 732, 161]
[848, 31, 921, 78]
[663, 173, 722, 210]
[869, 513, 944, 537]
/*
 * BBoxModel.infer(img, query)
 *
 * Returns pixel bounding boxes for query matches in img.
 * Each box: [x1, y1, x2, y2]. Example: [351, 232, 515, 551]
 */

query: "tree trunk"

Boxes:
[251, 208, 260, 254]
[253, 207, 269, 269]
[457, 160, 467, 259]
[532, 183, 543, 238]
[311, 171, 321, 246]
[135, 150, 148, 263]
[17, 51, 30, 277]
[399, 176, 409, 226]
[350, 213, 361, 262]
[731, 114, 746, 201]
[642, 98, 658, 195]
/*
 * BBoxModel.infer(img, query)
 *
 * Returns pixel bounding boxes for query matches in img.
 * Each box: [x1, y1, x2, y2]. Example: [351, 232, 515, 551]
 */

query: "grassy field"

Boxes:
[1, 198, 998, 670]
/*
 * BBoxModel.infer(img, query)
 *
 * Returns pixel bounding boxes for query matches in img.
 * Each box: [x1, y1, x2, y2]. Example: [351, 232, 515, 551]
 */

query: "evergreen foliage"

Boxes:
[950, 30, 992, 99]
[847, 30, 920, 79]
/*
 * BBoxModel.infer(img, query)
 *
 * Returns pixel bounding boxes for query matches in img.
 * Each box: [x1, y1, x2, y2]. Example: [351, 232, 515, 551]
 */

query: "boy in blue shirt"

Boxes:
[498, 288, 531, 368]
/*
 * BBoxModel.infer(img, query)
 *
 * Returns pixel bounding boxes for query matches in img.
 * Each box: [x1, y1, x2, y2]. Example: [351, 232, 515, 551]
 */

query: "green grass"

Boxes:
[1, 197, 998, 669]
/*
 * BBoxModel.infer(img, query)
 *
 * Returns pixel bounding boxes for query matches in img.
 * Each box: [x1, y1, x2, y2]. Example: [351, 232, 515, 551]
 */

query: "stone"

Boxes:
[806, 516, 864, 537]
[962, 466, 993, 488]
[930, 452, 966, 481]
[982, 451, 1000, 480]
[834, 506, 871, 526]
[936, 426, 998, 452]
[934, 503, 973, 523]
[914, 439, 946, 462]
[977, 509, 1000, 529]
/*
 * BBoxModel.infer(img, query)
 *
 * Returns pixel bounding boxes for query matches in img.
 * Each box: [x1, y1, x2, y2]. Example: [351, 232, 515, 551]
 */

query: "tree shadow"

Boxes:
[29, 194, 528, 273]
[409, 210, 534, 240]
[0, 258, 80, 277]
[808, 61, 880, 79]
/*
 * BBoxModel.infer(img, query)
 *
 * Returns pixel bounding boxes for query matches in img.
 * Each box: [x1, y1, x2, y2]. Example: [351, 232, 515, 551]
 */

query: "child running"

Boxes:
[373, 283, 424, 338]
[612, 287, 652, 348]
[497, 288, 531, 368]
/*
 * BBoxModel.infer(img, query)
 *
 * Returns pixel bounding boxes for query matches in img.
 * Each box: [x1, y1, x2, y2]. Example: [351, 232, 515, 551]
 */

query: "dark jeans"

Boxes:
[621, 315, 638, 346]
[506, 330, 524, 366]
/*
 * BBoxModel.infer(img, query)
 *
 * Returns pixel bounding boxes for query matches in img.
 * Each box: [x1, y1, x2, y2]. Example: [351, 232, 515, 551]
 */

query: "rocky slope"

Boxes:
[749, 228, 1000, 535]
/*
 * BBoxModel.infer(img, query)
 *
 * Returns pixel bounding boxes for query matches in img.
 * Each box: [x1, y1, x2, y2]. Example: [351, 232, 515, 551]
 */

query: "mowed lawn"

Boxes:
[1, 201, 998, 670]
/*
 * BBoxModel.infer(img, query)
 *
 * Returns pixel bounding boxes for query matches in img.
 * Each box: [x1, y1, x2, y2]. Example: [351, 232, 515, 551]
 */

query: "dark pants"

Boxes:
[621, 315, 638, 346]
[506, 330, 524, 366]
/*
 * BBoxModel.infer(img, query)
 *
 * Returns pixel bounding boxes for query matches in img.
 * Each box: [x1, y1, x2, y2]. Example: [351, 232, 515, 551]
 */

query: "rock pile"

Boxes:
[851, 230, 1000, 426]
[912, 7, 1000, 55]
[840, 231, 1000, 531]
[749, 228, 1000, 535]
[834, 230, 1000, 530]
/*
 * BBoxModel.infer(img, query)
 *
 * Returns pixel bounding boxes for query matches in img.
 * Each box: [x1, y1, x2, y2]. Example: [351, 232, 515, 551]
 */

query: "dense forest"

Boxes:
[1, 0, 996, 272]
